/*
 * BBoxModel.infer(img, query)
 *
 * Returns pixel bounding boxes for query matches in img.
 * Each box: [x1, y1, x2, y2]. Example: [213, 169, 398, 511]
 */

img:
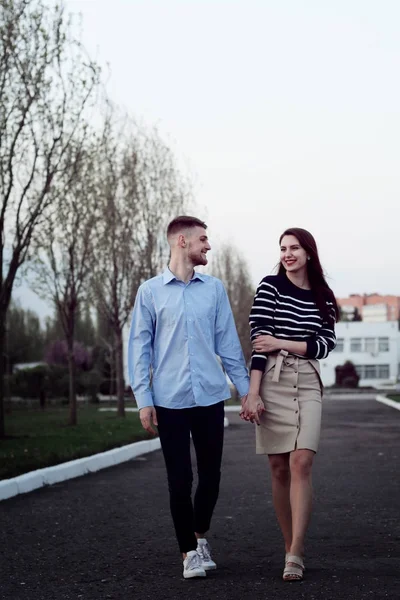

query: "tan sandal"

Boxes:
[285, 553, 305, 570]
[283, 554, 304, 581]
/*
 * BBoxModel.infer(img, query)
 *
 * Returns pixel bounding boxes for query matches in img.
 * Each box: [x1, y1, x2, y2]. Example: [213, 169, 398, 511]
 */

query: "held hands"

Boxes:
[240, 393, 265, 425]
[252, 334, 282, 354]
[139, 406, 158, 435]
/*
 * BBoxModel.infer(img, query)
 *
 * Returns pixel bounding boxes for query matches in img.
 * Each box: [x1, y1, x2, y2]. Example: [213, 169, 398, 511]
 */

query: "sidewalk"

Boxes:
[0, 398, 399, 599]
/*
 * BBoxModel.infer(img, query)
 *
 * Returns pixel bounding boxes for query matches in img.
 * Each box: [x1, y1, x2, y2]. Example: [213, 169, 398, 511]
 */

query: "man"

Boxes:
[128, 215, 249, 579]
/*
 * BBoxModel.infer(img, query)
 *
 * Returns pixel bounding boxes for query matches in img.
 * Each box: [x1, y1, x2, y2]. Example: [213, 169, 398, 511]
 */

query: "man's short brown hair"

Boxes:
[167, 216, 207, 237]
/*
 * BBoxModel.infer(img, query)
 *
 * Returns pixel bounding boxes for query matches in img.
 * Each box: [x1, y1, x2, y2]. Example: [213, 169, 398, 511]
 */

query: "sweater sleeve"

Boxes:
[249, 278, 278, 372]
[306, 303, 337, 359]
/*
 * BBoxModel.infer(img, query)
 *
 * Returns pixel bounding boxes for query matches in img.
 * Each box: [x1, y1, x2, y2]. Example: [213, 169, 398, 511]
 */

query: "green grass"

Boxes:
[387, 394, 400, 402]
[0, 406, 153, 480]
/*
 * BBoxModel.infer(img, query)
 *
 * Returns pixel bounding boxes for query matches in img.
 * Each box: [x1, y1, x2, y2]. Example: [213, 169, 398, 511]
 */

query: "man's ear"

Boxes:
[178, 233, 186, 248]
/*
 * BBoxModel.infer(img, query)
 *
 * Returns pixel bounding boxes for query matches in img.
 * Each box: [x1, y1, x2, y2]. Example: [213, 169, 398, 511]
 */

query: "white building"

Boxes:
[320, 321, 400, 388]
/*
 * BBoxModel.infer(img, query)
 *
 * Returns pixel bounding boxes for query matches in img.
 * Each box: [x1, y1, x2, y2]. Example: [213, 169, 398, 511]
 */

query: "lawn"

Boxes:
[0, 405, 153, 480]
[387, 394, 400, 402]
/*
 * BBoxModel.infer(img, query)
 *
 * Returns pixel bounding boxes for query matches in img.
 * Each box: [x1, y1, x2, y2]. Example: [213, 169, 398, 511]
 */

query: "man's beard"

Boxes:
[188, 249, 207, 266]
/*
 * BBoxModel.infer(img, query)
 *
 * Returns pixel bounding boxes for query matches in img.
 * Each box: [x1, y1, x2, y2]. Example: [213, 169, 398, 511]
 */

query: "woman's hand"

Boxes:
[252, 334, 282, 354]
[240, 392, 265, 425]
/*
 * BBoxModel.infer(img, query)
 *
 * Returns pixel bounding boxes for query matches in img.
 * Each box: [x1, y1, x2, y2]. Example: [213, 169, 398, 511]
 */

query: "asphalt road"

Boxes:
[1, 398, 399, 600]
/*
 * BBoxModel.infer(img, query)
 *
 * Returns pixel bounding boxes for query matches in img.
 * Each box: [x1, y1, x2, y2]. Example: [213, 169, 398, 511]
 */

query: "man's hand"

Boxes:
[252, 335, 282, 354]
[139, 406, 158, 435]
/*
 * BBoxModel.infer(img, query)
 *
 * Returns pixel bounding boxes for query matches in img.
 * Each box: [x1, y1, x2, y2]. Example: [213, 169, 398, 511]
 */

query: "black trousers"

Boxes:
[155, 401, 225, 553]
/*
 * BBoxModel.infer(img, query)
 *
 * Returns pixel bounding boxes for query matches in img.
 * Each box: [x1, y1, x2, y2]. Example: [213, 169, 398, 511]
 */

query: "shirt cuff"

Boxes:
[235, 376, 250, 398]
[133, 390, 154, 410]
[306, 338, 318, 359]
[250, 355, 268, 372]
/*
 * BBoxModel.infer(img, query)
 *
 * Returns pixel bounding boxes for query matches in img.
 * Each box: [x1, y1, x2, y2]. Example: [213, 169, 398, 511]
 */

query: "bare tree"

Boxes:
[211, 243, 254, 363]
[91, 106, 191, 416]
[31, 136, 99, 425]
[0, 0, 100, 436]
[131, 127, 192, 279]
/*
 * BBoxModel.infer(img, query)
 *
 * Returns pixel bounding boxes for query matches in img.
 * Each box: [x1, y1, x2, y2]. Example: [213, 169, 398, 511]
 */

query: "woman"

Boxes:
[241, 227, 339, 582]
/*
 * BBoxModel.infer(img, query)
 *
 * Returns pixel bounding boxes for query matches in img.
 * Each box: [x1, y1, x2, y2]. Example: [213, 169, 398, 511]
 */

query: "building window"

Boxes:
[355, 365, 363, 378]
[364, 365, 376, 379]
[350, 338, 362, 352]
[378, 337, 389, 352]
[335, 338, 344, 352]
[364, 338, 376, 353]
[378, 365, 390, 379]
[356, 364, 390, 380]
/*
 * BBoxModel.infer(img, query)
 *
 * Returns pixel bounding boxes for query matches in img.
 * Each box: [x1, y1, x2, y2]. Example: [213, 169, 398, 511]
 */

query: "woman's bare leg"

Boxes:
[268, 453, 292, 552]
[288, 449, 314, 558]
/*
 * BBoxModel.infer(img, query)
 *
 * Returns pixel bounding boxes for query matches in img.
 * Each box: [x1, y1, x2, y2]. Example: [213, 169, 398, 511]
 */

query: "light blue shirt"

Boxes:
[128, 268, 249, 410]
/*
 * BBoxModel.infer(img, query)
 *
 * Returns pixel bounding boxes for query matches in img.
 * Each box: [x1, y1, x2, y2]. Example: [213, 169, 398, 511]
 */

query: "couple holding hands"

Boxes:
[129, 216, 338, 581]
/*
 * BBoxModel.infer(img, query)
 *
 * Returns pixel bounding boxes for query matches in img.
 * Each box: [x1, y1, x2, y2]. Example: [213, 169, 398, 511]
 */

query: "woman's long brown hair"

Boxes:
[278, 227, 340, 324]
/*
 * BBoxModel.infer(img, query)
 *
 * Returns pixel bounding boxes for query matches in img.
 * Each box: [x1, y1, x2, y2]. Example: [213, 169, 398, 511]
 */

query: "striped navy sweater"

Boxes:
[250, 274, 336, 372]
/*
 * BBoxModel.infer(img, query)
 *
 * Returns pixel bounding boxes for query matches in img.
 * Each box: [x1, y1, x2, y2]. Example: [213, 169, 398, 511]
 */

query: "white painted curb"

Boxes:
[376, 394, 400, 412]
[98, 407, 139, 412]
[99, 406, 240, 413]
[0, 416, 230, 503]
[0, 437, 161, 503]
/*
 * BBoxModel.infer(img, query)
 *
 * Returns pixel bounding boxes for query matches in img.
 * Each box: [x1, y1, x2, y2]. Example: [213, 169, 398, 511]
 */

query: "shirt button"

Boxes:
[295, 410, 298, 414]
[293, 385, 296, 388]
[293, 398, 297, 401]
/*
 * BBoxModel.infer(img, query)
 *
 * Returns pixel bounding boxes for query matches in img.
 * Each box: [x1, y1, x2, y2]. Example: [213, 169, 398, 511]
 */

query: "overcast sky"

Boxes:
[17, 0, 400, 317]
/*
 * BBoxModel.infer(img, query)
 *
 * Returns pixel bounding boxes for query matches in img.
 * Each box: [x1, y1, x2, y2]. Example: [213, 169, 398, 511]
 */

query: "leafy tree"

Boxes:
[45, 340, 92, 371]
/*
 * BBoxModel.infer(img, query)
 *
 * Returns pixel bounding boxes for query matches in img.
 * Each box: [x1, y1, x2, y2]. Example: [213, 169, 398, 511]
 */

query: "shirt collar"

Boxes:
[162, 268, 205, 285]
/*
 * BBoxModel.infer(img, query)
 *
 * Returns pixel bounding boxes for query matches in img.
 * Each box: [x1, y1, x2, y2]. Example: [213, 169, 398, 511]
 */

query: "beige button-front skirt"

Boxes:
[256, 351, 323, 455]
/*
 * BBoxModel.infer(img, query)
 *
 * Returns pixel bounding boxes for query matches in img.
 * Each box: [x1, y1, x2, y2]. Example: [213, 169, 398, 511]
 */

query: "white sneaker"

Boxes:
[183, 550, 206, 579]
[196, 538, 217, 571]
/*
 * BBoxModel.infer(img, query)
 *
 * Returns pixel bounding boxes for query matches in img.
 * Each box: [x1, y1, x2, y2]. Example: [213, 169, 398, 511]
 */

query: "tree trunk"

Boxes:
[114, 328, 125, 417]
[110, 347, 115, 397]
[0, 317, 5, 438]
[67, 337, 77, 425]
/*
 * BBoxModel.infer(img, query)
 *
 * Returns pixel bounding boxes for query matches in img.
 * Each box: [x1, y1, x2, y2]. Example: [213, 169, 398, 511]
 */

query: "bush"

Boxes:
[99, 378, 117, 395]
[10, 365, 104, 402]
[10, 364, 70, 401]
[79, 370, 102, 403]
[11, 365, 49, 401]
[342, 376, 359, 388]
[47, 365, 70, 399]
[335, 361, 360, 388]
